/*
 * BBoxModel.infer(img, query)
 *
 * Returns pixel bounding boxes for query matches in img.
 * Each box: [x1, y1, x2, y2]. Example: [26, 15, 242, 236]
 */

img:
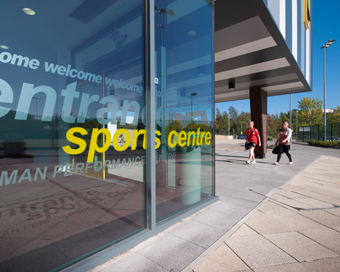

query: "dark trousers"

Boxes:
[277, 144, 292, 162]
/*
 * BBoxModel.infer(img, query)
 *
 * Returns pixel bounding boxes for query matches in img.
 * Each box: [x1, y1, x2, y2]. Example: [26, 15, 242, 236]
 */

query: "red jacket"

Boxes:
[246, 128, 259, 144]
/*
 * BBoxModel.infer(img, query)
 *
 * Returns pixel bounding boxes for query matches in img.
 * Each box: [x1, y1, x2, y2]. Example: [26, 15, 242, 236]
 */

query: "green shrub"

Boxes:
[308, 140, 340, 148]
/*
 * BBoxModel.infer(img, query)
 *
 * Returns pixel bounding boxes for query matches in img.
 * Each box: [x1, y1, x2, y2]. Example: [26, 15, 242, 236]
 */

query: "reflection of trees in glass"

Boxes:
[44, 113, 69, 131]
[0, 111, 60, 139]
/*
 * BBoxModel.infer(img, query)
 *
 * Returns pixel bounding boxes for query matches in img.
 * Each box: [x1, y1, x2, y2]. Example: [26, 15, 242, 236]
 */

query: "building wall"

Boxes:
[264, 0, 312, 87]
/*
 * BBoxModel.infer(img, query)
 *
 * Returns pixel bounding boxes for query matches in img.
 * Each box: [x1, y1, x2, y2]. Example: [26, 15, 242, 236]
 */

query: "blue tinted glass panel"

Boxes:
[155, 0, 215, 221]
[0, 1, 145, 270]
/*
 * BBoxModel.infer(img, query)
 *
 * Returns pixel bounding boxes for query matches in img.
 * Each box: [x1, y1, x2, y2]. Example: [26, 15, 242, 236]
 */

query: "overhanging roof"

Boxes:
[214, 0, 312, 103]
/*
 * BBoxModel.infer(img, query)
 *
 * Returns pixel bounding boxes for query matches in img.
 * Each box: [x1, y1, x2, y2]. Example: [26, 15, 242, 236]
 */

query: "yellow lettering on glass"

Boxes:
[62, 127, 87, 155]
[168, 131, 178, 148]
[88, 128, 111, 162]
[63, 127, 212, 160]
[112, 129, 130, 152]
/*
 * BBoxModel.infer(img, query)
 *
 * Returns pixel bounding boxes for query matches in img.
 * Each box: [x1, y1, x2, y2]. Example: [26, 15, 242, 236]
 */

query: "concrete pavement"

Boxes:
[186, 155, 340, 272]
[92, 140, 340, 272]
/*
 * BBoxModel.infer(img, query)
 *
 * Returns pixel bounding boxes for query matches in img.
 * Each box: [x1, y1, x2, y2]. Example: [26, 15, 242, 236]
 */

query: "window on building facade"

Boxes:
[0, 0, 214, 270]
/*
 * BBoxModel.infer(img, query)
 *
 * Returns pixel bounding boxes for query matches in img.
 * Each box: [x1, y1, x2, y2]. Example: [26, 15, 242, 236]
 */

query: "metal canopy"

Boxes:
[214, 0, 312, 103]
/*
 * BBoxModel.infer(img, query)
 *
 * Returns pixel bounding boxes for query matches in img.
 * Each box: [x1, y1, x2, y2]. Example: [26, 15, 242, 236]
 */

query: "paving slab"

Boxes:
[266, 209, 325, 231]
[300, 228, 340, 254]
[293, 197, 335, 208]
[225, 234, 296, 268]
[258, 201, 293, 215]
[99, 253, 167, 272]
[325, 207, 340, 217]
[138, 233, 205, 272]
[264, 232, 338, 262]
[270, 194, 290, 201]
[299, 209, 340, 227]
[253, 262, 309, 272]
[244, 211, 292, 234]
[275, 188, 305, 199]
[192, 208, 240, 231]
[284, 185, 340, 206]
[277, 198, 314, 210]
[231, 224, 257, 237]
[301, 256, 340, 272]
[169, 218, 225, 249]
[194, 243, 249, 272]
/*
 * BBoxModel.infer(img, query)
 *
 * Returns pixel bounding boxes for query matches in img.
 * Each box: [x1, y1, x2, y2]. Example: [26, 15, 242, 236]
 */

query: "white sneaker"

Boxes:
[252, 160, 256, 164]
[246, 160, 251, 164]
[273, 162, 279, 165]
[288, 162, 293, 165]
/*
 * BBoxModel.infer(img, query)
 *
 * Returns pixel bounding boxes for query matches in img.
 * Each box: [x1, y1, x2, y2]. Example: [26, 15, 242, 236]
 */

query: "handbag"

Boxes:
[272, 145, 279, 154]
[244, 131, 253, 150]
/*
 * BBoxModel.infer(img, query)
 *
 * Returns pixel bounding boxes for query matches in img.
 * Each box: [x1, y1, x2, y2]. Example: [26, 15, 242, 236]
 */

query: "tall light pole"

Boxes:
[321, 39, 336, 141]
[293, 109, 298, 143]
[191, 92, 197, 122]
[32, 97, 41, 119]
[228, 114, 230, 135]
[290, 94, 292, 128]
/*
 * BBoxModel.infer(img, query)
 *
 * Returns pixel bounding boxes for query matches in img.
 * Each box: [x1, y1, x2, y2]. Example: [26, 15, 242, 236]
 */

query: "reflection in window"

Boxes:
[0, 1, 146, 271]
[155, 0, 214, 221]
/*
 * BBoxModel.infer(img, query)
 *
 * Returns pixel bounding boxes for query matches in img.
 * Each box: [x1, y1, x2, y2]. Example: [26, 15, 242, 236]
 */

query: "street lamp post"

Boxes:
[293, 109, 298, 143]
[321, 39, 336, 141]
[240, 120, 242, 134]
[290, 94, 292, 128]
[32, 97, 41, 119]
[191, 93, 197, 122]
[228, 114, 230, 135]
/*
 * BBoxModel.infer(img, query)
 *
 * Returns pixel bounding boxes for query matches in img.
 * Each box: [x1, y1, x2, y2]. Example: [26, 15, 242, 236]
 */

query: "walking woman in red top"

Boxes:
[245, 121, 261, 164]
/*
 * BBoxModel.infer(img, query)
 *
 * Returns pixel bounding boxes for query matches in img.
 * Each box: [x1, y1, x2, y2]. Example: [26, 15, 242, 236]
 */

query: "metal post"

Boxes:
[331, 123, 333, 139]
[32, 97, 41, 119]
[146, 0, 156, 231]
[191, 93, 197, 122]
[323, 47, 327, 141]
[321, 39, 336, 140]
[228, 115, 230, 135]
[290, 94, 292, 128]
[303, 128, 304, 142]
[296, 110, 298, 143]
[290, 94, 292, 149]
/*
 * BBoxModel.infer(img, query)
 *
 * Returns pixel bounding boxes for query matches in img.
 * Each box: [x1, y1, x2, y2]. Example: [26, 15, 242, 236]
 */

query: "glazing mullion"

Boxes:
[145, 0, 156, 231]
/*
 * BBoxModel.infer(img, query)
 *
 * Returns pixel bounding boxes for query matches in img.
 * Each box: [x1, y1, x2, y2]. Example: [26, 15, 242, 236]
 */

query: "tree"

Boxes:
[297, 97, 323, 126]
[328, 106, 340, 124]
[237, 111, 251, 135]
[228, 106, 238, 121]
[267, 113, 279, 138]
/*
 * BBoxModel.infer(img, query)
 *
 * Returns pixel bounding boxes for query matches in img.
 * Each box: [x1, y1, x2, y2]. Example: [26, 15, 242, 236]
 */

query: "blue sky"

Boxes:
[216, 0, 340, 116]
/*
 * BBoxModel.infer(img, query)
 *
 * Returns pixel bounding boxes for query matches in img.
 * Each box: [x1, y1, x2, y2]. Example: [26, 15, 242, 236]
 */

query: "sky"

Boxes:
[216, 0, 340, 116]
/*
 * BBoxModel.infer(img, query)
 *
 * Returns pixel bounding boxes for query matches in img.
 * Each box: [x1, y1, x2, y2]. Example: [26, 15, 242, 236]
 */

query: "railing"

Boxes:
[297, 123, 340, 142]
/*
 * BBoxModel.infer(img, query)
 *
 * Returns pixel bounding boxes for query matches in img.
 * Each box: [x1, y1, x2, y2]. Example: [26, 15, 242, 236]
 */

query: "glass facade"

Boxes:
[0, 1, 214, 271]
[154, 0, 214, 221]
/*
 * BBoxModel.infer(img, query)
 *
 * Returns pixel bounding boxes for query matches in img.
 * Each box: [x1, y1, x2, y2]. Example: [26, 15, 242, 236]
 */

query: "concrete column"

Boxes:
[249, 88, 267, 158]
[177, 146, 201, 205]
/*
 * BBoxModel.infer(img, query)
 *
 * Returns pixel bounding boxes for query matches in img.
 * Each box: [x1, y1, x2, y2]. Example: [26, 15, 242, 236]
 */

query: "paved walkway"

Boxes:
[184, 155, 340, 272]
[92, 140, 340, 272]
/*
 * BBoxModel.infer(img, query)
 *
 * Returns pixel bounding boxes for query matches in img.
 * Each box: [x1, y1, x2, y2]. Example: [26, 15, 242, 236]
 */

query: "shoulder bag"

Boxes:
[272, 145, 279, 154]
